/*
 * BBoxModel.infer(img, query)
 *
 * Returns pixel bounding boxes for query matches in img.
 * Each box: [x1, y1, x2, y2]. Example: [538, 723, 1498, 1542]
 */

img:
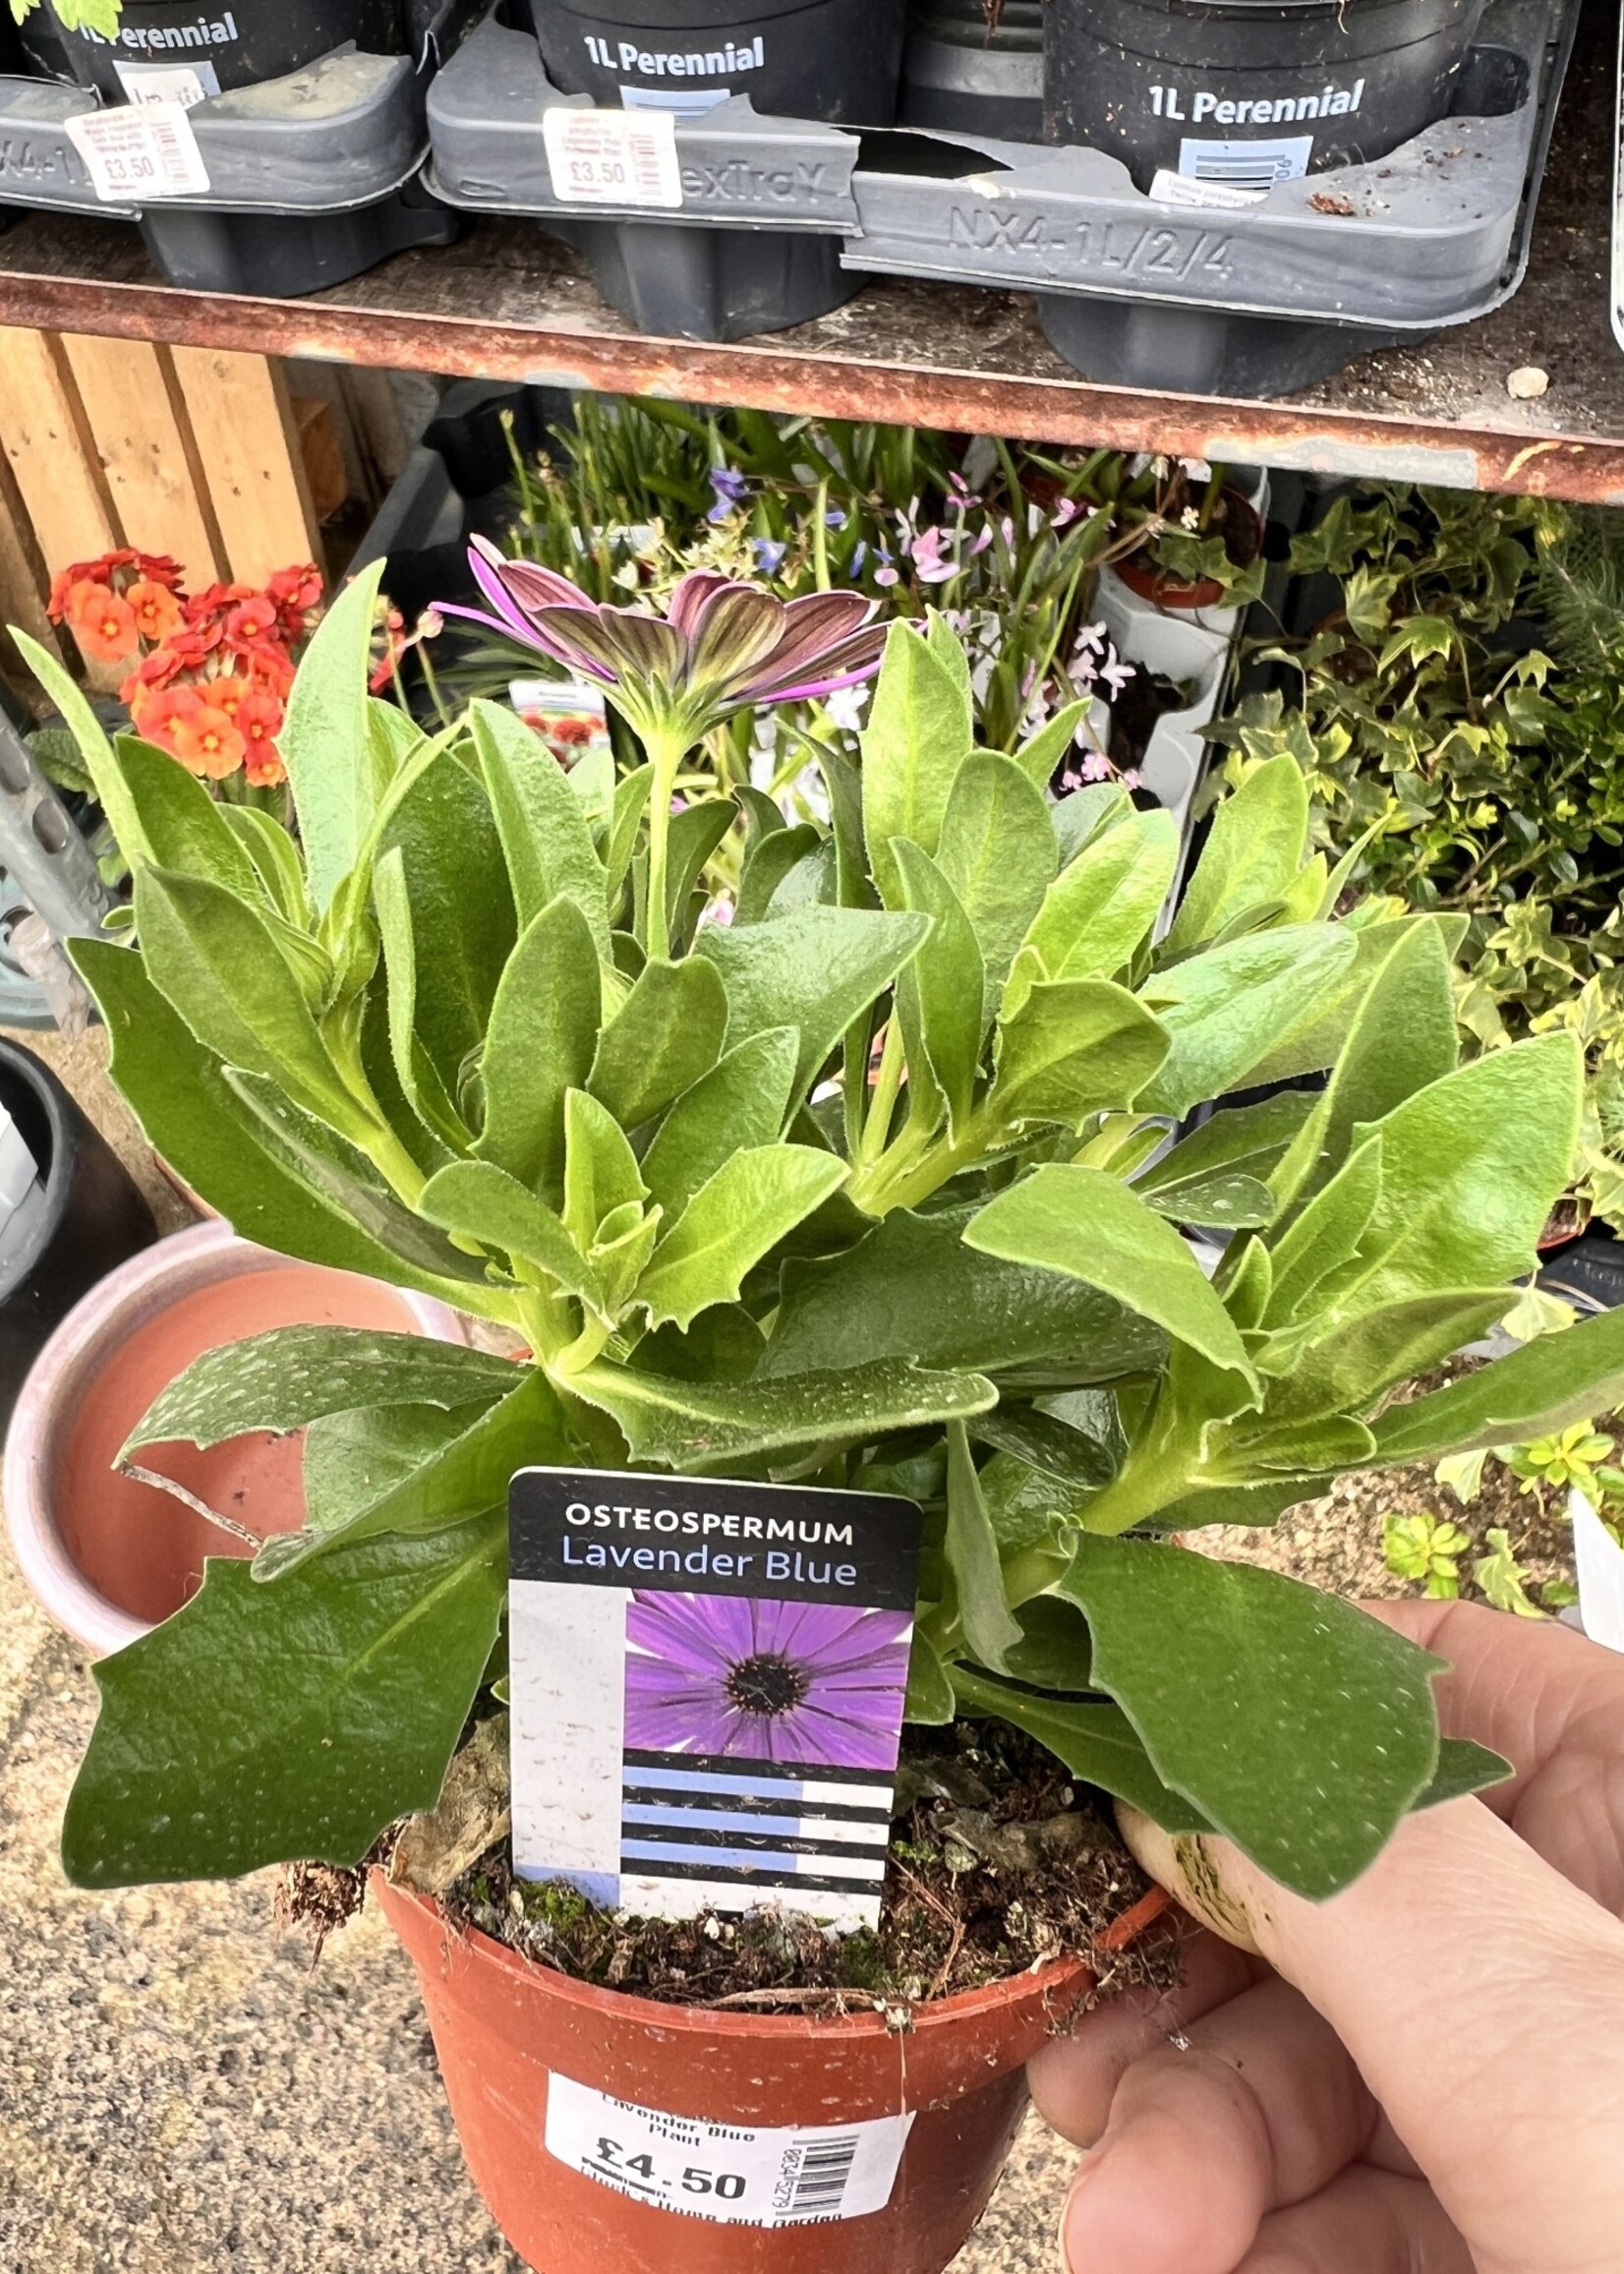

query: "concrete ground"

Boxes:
[0, 1027, 1076, 2274]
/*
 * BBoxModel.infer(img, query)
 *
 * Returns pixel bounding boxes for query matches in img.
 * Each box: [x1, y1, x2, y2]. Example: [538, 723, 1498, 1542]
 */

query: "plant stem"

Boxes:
[856, 1019, 906, 1166]
[641, 724, 691, 961]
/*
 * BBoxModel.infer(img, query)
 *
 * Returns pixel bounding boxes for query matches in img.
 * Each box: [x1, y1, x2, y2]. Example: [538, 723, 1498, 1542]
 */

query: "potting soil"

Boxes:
[286, 1720, 1181, 2011]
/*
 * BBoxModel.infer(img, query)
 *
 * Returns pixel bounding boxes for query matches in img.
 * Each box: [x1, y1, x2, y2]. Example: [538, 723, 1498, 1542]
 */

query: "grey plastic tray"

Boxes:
[0, 47, 430, 216]
[425, 0, 1574, 389]
[427, 16, 859, 232]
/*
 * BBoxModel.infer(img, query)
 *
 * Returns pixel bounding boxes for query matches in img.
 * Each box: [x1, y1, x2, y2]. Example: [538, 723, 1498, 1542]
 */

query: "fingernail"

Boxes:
[1056, 2150, 1105, 2274]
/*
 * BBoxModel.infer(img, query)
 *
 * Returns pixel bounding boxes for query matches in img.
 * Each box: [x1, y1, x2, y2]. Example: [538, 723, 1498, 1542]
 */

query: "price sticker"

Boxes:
[545, 2072, 914, 2226]
[65, 101, 210, 203]
[542, 105, 682, 209]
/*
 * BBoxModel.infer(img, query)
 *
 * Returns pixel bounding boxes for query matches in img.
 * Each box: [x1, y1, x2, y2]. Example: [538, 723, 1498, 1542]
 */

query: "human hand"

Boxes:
[1029, 1600, 1624, 2273]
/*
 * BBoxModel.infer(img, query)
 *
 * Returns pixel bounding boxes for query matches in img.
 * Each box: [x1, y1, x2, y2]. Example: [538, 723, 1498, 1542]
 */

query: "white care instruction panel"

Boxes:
[542, 104, 683, 207]
[66, 100, 210, 202]
[545, 2071, 914, 2225]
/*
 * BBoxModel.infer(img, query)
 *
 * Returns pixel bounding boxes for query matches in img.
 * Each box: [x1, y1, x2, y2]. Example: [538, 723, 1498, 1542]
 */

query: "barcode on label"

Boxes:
[544, 2071, 913, 2226]
[785, 2134, 861, 2220]
[65, 99, 210, 203]
[542, 106, 683, 209]
[1177, 132, 1313, 193]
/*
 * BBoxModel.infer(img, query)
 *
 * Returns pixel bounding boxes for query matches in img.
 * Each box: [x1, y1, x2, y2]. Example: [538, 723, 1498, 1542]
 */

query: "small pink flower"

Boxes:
[1072, 621, 1107, 657]
[1100, 658, 1136, 696]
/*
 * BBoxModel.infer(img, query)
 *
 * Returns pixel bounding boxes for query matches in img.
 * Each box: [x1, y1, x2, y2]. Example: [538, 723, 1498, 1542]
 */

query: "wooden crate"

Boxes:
[0, 328, 335, 702]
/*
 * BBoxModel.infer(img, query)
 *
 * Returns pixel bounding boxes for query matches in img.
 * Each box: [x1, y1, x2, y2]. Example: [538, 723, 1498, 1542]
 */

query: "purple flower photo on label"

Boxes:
[623, 1593, 912, 1771]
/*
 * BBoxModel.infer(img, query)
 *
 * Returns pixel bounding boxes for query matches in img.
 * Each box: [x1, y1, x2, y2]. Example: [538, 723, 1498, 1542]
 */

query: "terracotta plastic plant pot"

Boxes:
[1116, 488, 1264, 612]
[2, 1218, 470, 1658]
[377, 1870, 1107, 2274]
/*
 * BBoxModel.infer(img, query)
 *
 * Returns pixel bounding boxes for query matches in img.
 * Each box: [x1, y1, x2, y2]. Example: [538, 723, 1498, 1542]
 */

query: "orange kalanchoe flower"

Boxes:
[240, 685, 287, 787]
[127, 579, 184, 645]
[205, 672, 255, 723]
[224, 595, 279, 647]
[68, 580, 141, 665]
[170, 704, 246, 781]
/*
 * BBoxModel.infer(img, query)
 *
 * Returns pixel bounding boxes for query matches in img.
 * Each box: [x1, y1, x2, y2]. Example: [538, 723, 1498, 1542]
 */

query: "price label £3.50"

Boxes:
[544, 2072, 914, 2227]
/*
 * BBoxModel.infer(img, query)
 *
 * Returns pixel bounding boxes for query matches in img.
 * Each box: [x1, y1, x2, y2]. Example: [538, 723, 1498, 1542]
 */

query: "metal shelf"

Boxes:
[0, 1, 1619, 498]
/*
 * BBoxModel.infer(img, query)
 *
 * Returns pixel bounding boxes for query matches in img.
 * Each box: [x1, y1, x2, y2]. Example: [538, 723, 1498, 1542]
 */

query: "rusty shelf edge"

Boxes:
[3, 261, 1624, 502]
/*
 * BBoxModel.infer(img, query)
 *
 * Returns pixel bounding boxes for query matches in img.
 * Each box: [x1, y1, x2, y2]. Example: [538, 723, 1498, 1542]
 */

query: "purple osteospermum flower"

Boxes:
[438, 538, 890, 748]
[624, 1592, 913, 1771]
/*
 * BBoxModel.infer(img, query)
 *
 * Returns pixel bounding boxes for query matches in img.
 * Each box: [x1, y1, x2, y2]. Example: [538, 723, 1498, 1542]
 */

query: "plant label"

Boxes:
[544, 2072, 915, 2226]
[65, 101, 210, 202]
[111, 59, 221, 110]
[508, 677, 612, 770]
[507, 1465, 923, 1931]
[542, 106, 683, 209]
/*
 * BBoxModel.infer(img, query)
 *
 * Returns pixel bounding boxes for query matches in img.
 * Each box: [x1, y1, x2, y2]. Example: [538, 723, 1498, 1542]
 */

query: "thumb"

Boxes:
[1119, 1796, 1624, 2273]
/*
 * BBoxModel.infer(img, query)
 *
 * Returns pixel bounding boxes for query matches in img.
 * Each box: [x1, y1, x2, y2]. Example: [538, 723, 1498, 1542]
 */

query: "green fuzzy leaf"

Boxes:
[697, 904, 929, 1103]
[377, 746, 515, 1096]
[61, 1512, 505, 1887]
[1416, 1737, 1514, 1808]
[69, 940, 491, 1307]
[257, 1370, 565, 1578]
[992, 978, 1170, 1130]
[562, 1087, 646, 1251]
[1274, 920, 1460, 1210]
[664, 800, 734, 946]
[1057, 1537, 1443, 1896]
[936, 751, 1058, 1019]
[1000, 1595, 1095, 1690]
[1324, 1035, 1581, 1319]
[1166, 752, 1309, 953]
[904, 1628, 957, 1723]
[1135, 1094, 1314, 1218]
[13, 629, 149, 873]
[300, 1402, 491, 1539]
[966, 1164, 1257, 1386]
[737, 824, 822, 925]
[123, 1326, 519, 1456]
[640, 1028, 800, 1221]
[764, 1201, 1166, 1385]
[373, 847, 472, 1153]
[278, 560, 387, 913]
[1369, 1302, 1624, 1465]
[1010, 699, 1091, 789]
[637, 1144, 848, 1330]
[1053, 785, 1131, 864]
[115, 736, 265, 904]
[572, 1356, 996, 1468]
[223, 1072, 494, 1293]
[860, 620, 973, 903]
[1139, 1170, 1276, 1231]
[952, 1667, 1212, 1833]
[1244, 914, 1465, 1095]
[978, 1455, 1089, 1552]
[606, 763, 655, 904]
[1139, 925, 1359, 1118]
[475, 895, 602, 1195]
[1264, 1137, 1385, 1326]
[217, 805, 310, 925]
[419, 1157, 603, 1307]
[944, 1423, 1021, 1672]
[469, 699, 609, 961]
[974, 1395, 1120, 1489]
[590, 956, 728, 1132]
[1007, 806, 1179, 1016]
[134, 867, 356, 1132]
[888, 839, 986, 1133]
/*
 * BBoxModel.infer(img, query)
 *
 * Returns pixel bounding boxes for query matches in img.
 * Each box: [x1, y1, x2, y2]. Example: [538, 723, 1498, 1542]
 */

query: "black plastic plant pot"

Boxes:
[137, 184, 461, 298]
[0, 1036, 157, 1429]
[1046, 0, 1485, 194]
[45, 0, 401, 103]
[553, 212, 857, 337]
[900, 0, 1043, 143]
[530, 0, 908, 126]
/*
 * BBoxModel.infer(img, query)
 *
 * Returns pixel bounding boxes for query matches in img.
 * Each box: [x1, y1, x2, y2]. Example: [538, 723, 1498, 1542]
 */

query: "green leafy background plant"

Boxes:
[30, 569, 1624, 1916]
[1215, 484, 1624, 1220]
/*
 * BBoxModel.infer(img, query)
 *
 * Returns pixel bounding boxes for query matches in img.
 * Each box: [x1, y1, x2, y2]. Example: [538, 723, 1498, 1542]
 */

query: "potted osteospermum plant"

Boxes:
[26, 554, 1624, 2274]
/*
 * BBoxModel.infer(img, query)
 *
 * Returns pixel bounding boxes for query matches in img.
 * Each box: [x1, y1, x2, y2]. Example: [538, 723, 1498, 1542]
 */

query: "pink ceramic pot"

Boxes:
[3, 1219, 469, 1657]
